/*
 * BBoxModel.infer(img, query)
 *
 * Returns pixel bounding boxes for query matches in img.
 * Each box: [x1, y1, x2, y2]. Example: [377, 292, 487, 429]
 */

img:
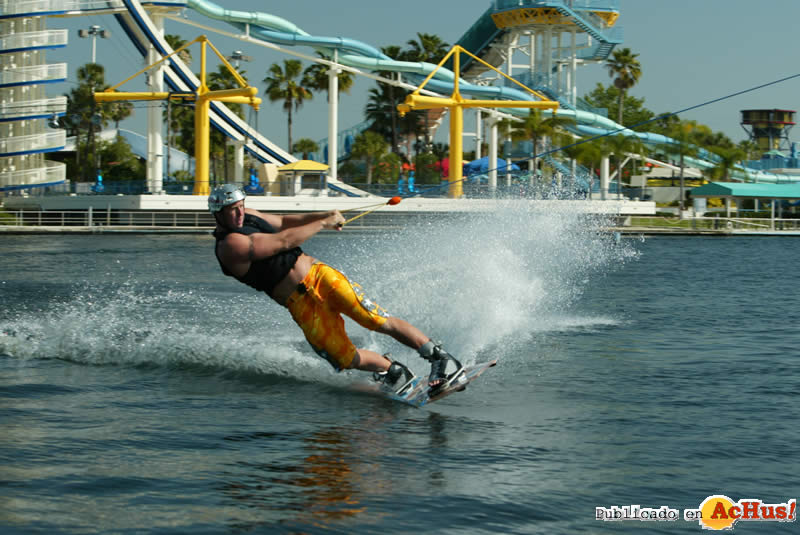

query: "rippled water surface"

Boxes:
[2, 208, 798, 534]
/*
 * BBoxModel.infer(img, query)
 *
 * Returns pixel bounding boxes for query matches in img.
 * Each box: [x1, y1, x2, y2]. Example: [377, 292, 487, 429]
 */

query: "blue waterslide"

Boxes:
[116, 0, 794, 184]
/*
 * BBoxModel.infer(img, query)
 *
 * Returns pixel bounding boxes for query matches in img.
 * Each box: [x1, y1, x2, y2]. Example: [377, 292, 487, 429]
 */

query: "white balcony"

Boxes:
[0, 29, 68, 52]
[0, 95, 66, 120]
[0, 63, 66, 87]
[0, 159, 64, 188]
[0, 0, 184, 17]
[0, 130, 65, 156]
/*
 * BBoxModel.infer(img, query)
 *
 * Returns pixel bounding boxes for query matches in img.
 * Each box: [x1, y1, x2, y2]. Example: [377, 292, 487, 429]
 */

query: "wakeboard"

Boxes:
[379, 359, 497, 408]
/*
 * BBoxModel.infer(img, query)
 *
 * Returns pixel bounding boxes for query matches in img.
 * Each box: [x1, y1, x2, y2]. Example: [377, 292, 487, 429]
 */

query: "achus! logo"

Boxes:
[690, 495, 796, 530]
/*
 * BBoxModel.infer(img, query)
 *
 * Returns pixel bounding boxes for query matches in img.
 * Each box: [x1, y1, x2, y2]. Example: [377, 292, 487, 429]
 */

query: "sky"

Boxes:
[49, 0, 800, 153]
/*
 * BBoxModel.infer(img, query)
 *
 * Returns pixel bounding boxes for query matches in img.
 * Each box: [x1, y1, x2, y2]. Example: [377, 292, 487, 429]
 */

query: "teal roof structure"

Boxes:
[692, 182, 800, 199]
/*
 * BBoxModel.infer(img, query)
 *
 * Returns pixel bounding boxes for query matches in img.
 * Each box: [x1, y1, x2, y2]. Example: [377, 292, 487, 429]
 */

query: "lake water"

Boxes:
[1, 205, 798, 534]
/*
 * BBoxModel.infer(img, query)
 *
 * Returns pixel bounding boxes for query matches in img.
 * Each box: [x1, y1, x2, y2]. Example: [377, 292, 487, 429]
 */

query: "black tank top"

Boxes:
[213, 214, 302, 297]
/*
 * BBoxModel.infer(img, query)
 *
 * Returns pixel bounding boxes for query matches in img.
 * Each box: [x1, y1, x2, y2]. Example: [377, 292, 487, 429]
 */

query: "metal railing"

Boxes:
[0, 160, 65, 187]
[0, 29, 68, 52]
[694, 217, 800, 232]
[0, 0, 185, 16]
[0, 63, 66, 86]
[493, 0, 620, 10]
[0, 96, 67, 120]
[0, 130, 65, 156]
[3, 209, 217, 229]
[631, 216, 800, 233]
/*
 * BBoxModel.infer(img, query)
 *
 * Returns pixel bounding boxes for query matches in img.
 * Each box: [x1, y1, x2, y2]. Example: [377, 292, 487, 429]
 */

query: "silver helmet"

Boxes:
[208, 184, 246, 213]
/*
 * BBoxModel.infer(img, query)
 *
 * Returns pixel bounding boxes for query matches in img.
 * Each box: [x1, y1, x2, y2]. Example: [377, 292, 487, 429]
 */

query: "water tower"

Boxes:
[740, 109, 795, 153]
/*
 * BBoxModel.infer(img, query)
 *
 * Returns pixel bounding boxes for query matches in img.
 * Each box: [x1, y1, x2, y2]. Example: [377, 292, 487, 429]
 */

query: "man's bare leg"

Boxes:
[377, 316, 430, 350]
[350, 349, 391, 372]
[376, 317, 457, 389]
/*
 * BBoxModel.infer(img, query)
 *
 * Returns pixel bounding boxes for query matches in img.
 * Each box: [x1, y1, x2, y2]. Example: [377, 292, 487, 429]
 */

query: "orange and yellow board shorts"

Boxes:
[286, 263, 389, 371]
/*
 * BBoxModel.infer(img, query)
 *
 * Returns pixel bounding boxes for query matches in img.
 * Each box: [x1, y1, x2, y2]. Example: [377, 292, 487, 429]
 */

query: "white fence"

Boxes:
[0, 130, 65, 155]
[0, 160, 65, 187]
[0, 96, 67, 120]
[0, 63, 66, 86]
[3, 209, 217, 229]
[0, 29, 68, 51]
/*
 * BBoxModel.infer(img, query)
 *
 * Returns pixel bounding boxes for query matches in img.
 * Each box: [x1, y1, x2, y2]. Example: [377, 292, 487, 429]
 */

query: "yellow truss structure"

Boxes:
[491, 7, 619, 29]
[94, 35, 261, 196]
[398, 45, 559, 198]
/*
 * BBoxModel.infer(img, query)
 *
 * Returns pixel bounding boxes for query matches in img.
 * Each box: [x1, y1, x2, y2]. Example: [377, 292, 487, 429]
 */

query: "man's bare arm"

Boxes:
[243, 208, 339, 231]
[220, 211, 344, 265]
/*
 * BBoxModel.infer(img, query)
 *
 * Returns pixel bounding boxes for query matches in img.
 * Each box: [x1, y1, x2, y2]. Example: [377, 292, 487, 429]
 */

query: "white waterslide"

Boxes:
[121, 0, 794, 184]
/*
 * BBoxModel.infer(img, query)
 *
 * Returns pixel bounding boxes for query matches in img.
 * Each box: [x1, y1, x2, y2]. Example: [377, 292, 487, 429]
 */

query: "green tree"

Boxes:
[108, 101, 133, 129]
[351, 130, 389, 184]
[263, 59, 313, 153]
[648, 112, 680, 137]
[403, 34, 449, 149]
[606, 47, 642, 126]
[163, 34, 194, 159]
[662, 120, 702, 214]
[563, 137, 611, 199]
[413, 152, 441, 185]
[604, 134, 647, 199]
[292, 137, 319, 160]
[583, 83, 653, 129]
[365, 83, 423, 157]
[502, 109, 575, 183]
[365, 45, 410, 154]
[375, 151, 402, 184]
[207, 64, 250, 181]
[737, 139, 760, 162]
[405, 33, 450, 63]
[98, 135, 146, 181]
[64, 63, 113, 180]
[709, 145, 746, 181]
[302, 52, 354, 101]
[164, 34, 192, 66]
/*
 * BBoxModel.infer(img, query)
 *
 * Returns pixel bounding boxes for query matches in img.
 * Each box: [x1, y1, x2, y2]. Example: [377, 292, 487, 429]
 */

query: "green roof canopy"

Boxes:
[692, 182, 800, 199]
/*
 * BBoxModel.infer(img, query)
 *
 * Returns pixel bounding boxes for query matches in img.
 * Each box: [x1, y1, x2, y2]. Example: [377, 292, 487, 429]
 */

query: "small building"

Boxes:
[691, 182, 800, 227]
[264, 160, 329, 197]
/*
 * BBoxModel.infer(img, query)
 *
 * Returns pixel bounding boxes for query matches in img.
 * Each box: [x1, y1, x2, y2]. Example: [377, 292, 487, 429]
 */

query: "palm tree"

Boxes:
[563, 137, 605, 198]
[292, 138, 319, 160]
[263, 59, 313, 153]
[164, 34, 192, 66]
[302, 52, 354, 101]
[403, 35, 450, 149]
[365, 83, 423, 157]
[366, 45, 409, 154]
[710, 146, 746, 181]
[405, 33, 450, 64]
[663, 120, 702, 215]
[209, 64, 247, 117]
[163, 34, 193, 171]
[351, 131, 389, 185]
[605, 134, 646, 199]
[68, 63, 110, 180]
[503, 110, 575, 184]
[606, 48, 642, 126]
[108, 101, 133, 130]
[737, 139, 760, 162]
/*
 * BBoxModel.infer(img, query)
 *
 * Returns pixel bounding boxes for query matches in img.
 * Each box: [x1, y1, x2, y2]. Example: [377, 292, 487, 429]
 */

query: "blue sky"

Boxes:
[50, 0, 800, 152]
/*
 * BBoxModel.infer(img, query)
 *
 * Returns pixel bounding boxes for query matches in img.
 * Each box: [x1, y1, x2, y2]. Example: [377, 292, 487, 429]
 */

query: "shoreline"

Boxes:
[3, 225, 800, 236]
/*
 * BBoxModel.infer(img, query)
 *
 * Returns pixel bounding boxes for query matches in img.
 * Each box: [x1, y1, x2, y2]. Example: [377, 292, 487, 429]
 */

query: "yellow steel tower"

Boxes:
[94, 36, 261, 196]
[398, 45, 558, 198]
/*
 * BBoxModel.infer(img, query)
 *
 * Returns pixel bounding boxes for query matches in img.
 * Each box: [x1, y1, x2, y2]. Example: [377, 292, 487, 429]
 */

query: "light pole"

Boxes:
[226, 50, 252, 69]
[78, 25, 110, 64]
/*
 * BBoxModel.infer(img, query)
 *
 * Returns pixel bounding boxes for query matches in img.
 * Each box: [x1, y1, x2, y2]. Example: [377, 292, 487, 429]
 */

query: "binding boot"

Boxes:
[373, 355, 416, 393]
[418, 341, 464, 391]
